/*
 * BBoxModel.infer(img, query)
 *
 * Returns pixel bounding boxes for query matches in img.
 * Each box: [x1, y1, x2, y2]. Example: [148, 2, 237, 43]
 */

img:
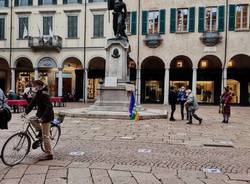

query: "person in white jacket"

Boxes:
[184, 89, 203, 125]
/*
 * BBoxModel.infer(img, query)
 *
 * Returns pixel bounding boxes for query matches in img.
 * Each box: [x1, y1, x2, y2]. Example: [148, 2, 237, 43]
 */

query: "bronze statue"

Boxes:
[108, 0, 127, 39]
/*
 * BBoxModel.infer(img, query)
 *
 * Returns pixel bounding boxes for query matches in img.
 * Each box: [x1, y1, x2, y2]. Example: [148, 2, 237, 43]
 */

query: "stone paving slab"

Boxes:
[0, 105, 250, 183]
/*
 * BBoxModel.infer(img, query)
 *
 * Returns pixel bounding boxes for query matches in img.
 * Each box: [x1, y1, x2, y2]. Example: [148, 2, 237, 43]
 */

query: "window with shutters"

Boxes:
[0, 18, 5, 40]
[68, 16, 78, 38]
[125, 12, 131, 34]
[177, 8, 188, 32]
[93, 14, 104, 37]
[19, 0, 28, 6]
[43, 0, 53, 5]
[148, 11, 159, 34]
[19, 17, 29, 39]
[205, 7, 217, 32]
[236, 5, 249, 30]
[43, 16, 53, 36]
[0, 0, 5, 6]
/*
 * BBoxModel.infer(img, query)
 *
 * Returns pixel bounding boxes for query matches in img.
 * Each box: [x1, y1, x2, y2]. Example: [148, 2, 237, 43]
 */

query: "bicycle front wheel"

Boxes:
[1, 132, 31, 166]
[41, 124, 61, 152]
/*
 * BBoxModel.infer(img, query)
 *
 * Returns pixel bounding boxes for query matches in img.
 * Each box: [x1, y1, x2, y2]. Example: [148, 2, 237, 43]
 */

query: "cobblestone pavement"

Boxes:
[0, 103, 250, 183]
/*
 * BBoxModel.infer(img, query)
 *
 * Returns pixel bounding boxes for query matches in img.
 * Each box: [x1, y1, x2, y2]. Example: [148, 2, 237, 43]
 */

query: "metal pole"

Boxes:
[222, 0, 229, 90]
[10, 0, 13, 91]
[83, 0, 87, 103]
[136, 0, 141, 104]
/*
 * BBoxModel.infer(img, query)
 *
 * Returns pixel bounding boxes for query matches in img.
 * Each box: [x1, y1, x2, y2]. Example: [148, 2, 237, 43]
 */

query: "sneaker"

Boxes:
[169, 118, 175, 121]
[199, 119, 203, 125]
[222, 120, 225, 123]
[186, 121, 192, 124]
[38, 154, 53, 161]
[32, 140, 41, 149]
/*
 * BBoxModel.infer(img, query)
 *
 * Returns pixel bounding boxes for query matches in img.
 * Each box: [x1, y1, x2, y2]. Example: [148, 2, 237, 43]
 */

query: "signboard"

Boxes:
[105, 77, 117, 87]
[204, 46, 217, 53]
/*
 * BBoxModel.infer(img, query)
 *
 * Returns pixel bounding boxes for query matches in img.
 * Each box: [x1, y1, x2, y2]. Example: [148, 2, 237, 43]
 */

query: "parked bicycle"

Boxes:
[0, 114, 64, 166]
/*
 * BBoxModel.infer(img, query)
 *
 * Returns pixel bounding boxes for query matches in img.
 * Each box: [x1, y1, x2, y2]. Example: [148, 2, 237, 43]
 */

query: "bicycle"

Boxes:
[0, 114, 64, 166]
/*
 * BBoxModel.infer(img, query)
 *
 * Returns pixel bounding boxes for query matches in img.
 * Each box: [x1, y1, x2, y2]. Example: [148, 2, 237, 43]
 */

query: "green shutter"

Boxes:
[141, 11, 148, 35]
[0, 18, 5, 39]
[131, 11, 137, 35]
[229, 5, 236, 31]
[4, 0, 8, 7]
[19, 18, 23, 38]
[170, 8, 176, 33]
[63, 0, 67, 4]
[78, 0, 81, 4]
[52, 0, 57, 4]
[28, 0, 32, 5]
[218, 6, 225, 32]
[38, 0, 42, 5]
[159, 9, 166, 34]
[189, 7, 195, 32]
[198, 7, 205, 32]
[15, 0, 19, 6]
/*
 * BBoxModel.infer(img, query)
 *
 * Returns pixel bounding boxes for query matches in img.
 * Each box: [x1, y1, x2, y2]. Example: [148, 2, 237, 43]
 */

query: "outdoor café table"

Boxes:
[50, 97, 64, 107]
[7, 99, 28, 113]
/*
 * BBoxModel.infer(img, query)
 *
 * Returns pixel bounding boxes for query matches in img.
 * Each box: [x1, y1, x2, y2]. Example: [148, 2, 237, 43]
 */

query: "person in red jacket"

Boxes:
[220, 86, 233, 123]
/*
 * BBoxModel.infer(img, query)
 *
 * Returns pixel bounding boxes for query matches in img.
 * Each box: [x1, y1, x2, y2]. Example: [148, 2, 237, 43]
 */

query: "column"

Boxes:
[58, 68, 63, 97]
[222, 68, 227, 94]
[192, 68, 197, 95]
[84, 68, 88, 103]
[11, 68, 16, 92]
[164, 68, 170, 104]
[34, 68, 39, 80]
[136, 68, 141, 105]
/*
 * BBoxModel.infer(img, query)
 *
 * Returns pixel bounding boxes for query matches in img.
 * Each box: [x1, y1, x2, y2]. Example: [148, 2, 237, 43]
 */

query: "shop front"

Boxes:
[227, 54, 250, 105]
[170, 56, 193, 90]
[0, 58, 10, 93]
[141, 56, 165, 104]
[37, 57, 58, 97]
[88, 57, 105, 101]
[60, 57, 83, 101]
[197, 55, 222, 104]
[15, 58, 34, 96]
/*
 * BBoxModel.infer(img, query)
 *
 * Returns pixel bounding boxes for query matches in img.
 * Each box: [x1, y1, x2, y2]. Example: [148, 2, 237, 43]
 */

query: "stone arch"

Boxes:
[37, 57, 57, 69]
[61, 56, 83, 69]
[198, 55, 222, 69]
[170, 55, 193, 69]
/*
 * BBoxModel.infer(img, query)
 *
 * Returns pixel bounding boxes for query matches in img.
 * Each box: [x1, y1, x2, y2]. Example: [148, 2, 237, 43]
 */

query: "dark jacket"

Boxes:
[25, 86, 54, 123]
[169, 90, 177, 105]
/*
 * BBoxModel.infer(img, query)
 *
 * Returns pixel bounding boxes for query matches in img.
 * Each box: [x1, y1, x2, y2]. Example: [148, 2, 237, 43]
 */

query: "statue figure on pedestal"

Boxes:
[108, 0, 127, 39]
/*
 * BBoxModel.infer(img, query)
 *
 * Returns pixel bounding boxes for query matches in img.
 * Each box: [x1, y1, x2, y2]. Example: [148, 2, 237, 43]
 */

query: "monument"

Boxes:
[60, 0, 168, 119]
[88, 0, 132, 112]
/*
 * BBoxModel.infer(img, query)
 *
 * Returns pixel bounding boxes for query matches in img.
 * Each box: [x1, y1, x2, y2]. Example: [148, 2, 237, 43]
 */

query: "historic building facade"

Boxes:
[0, 0, 250, 105]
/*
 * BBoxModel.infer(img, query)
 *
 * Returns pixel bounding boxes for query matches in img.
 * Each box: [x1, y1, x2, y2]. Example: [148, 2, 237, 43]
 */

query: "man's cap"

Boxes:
[32, 80, 44, 86]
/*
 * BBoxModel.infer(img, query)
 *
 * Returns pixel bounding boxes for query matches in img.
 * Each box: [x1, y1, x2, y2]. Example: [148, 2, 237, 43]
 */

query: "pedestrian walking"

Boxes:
[177, 86, 188, 120]
[24, 80, 54, 161]
[219, 86, 232, 123]
[185, 89, 203, 125]
[169, 86, 177, 121]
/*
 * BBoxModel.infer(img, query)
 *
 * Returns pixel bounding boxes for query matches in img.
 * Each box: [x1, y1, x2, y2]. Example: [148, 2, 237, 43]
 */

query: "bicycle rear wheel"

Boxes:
[1, 132, 31, 166]
[41, 124, 61, 152]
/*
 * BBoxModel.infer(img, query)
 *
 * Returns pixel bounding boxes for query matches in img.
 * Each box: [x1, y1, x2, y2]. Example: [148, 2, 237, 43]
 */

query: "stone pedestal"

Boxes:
[89, 38, 132, 112]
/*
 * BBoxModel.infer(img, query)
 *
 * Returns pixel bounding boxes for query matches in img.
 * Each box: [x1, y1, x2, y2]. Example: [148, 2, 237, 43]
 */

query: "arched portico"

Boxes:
[141, 56, 165, 104]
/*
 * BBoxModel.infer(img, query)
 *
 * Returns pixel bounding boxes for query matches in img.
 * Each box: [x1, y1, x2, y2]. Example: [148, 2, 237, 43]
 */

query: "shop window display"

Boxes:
[16, 72, 34, 96]
[196, 81, 214, 103]
[145, 80, 162, 103]
[170, 81, 190, 90]
[227, 79, 240, 104]
[88, 78, 101, 100]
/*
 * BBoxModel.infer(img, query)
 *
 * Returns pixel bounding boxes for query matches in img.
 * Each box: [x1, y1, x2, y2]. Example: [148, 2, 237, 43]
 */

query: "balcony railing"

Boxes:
[143, 33, 163, 48]
[29, 35, 62, 52]
[200, 31, 222, 47]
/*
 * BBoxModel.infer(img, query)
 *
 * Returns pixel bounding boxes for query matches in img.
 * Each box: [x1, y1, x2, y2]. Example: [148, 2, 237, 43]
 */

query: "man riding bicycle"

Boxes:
[24, 80, 54, 161]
